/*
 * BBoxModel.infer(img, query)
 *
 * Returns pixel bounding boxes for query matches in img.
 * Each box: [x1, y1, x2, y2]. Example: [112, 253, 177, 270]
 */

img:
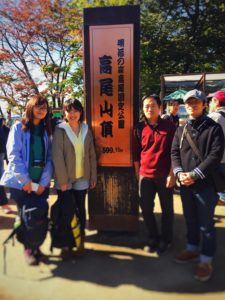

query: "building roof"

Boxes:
[162, 72, 225, 94]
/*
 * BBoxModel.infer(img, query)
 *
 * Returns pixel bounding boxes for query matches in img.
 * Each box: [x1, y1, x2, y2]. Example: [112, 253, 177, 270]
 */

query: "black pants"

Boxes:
[139, 177, 174, 243]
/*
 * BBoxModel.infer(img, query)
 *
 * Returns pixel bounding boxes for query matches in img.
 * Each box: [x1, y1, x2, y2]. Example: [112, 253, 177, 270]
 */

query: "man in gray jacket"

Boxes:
[208, 90, 225, 205]
[171, 89, 224, 282]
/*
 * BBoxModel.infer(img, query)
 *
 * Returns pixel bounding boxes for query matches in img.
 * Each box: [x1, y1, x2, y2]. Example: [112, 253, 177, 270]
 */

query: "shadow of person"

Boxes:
[40, 213, 225, 294]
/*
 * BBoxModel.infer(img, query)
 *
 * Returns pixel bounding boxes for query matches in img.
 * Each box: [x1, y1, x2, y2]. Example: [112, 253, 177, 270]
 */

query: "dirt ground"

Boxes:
[1, 194, 225, 300]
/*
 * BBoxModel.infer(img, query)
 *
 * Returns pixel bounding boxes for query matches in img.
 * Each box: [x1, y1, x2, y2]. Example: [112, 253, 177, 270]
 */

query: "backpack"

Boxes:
[49, 190, 81, 251]
[3, 193, 49, 251]
[2, 192, 49, 275]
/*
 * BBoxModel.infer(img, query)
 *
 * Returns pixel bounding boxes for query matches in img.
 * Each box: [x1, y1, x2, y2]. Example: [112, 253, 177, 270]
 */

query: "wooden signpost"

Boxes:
[84, 5, 140, 231]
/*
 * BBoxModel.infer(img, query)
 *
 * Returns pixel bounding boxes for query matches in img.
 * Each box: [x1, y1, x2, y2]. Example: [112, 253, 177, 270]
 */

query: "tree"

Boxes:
[138, 0, 225, 95]
[1, 0, 225, 111]
[0, 0, 83, 109]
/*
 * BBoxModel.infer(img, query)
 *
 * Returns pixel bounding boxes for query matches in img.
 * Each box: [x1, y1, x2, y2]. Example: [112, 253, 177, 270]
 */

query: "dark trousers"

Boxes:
[180, 185, 218, 257]
[139, 177, 174, 243]
[72, 189, 87, 235]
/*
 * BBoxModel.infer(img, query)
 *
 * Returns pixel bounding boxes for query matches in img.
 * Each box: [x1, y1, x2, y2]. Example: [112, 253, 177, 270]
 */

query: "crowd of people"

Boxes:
[1, 89, 225, 283]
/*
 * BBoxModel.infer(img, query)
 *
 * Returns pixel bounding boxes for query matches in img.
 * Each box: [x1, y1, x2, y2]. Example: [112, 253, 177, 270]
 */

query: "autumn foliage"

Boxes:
[0, 0, 83, 109]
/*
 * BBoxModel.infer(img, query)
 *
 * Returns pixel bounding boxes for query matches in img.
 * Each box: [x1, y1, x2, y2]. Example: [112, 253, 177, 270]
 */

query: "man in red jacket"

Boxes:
[133, 94, 176, 255]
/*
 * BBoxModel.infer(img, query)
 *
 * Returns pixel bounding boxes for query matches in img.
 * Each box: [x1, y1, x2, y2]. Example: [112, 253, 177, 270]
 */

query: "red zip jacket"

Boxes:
[133, 117, 176, 178]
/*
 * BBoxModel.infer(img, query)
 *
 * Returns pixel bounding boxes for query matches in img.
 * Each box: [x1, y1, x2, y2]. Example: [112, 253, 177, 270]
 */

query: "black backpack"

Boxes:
[3, 192, 49, 249]
[49, 190, 81, 251]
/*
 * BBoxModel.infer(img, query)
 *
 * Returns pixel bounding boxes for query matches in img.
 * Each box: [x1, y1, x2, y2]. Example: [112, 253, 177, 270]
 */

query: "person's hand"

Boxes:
[22, 180, 32, 193]
[166, 173, 176, 188]
[179, 172, 195, 186]
[60, 183, 68, 192]
[89, 181, 96, 189]
[36, 185, 45, 195]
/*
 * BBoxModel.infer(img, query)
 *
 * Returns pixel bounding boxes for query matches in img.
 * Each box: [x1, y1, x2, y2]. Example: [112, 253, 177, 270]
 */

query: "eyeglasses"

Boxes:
[34, 105, 48, 111]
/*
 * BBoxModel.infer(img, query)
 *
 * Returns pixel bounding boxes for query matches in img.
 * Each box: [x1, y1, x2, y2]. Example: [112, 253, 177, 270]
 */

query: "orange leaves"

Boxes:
[0, 49, 13, 61]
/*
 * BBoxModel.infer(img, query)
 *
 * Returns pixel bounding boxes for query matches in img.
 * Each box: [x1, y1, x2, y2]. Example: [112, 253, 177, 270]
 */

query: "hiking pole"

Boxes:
[2, 217, 21, 275]
[2, 228, 17, 276]
[3, 244, 7, 275]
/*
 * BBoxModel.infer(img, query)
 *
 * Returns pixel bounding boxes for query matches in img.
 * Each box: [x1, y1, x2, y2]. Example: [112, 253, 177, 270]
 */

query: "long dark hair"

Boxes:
[22, 95, 52, 136]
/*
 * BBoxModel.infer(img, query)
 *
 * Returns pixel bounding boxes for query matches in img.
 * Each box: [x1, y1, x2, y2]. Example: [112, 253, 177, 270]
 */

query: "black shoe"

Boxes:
[157, 241, 171, 255]
[143, 239, 159, 253]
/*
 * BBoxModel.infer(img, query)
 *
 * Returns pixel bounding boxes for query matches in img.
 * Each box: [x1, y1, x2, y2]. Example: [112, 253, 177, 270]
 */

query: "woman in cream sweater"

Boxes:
[52, 99, 97, 258]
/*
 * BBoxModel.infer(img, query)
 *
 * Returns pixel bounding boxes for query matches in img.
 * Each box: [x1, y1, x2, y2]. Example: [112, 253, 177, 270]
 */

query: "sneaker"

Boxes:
[143, 239, 159, 253]
[157, 241, 171, 255]
[194, 262, 213, 282]
[2, 204, 13, 214]
[175, 250, 199, 263]
[24, 249, 38, 266]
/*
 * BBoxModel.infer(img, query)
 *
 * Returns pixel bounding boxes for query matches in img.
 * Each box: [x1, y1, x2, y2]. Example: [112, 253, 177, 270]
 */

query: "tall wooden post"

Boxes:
[83, 6, 140, 231]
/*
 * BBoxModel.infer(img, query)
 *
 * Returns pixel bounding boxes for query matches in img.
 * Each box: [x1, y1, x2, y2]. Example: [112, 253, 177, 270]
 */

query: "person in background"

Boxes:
[162, 99, 180, 128]
[0, 95, 52, 266]
[208, 90, 225, 205]
[52, 99, 97, 258]
[133, 94, 176, 255]
[171, 89, 224, 281]
[0, 117, 12, 214]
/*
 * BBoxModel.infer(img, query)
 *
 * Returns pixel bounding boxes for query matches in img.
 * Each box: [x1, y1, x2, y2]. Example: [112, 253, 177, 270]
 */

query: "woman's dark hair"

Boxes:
[22, 94, 52, 136]
[63, 99, 84, 122]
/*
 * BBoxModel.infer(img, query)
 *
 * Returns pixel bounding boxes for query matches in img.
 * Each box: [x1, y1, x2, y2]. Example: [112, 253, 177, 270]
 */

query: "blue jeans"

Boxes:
[139, 176, 174, 243]
[180, 185, 218, 258]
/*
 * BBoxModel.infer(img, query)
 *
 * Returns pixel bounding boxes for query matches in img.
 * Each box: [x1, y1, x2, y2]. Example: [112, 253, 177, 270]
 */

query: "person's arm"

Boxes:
[6, 123, 31, 188]
[132, 124, 142, 181]
[52, 127, 69, 189]
[166, 167, 176, 188]
[38, 132, 53, 190]
[134, 161, 140, 181]
[191, 124, 224, 179]
[171, 127, 184, 179]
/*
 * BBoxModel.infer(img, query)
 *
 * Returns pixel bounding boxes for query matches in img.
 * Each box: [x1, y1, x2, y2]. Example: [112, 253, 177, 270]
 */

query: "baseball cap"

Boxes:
[213, 90, 225, 104]
[183, 89, 206, 103]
